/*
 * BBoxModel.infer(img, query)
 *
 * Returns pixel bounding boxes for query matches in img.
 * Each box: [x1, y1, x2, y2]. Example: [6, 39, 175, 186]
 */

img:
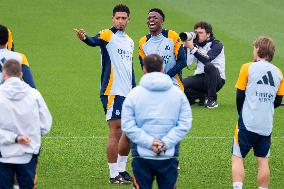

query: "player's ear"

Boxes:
[206, 33, 210, 38]
[19, 72, 23, 79]
[2, 70, 8, 81]
[143, 66, 147, 74]
[126, 17, 130, 25]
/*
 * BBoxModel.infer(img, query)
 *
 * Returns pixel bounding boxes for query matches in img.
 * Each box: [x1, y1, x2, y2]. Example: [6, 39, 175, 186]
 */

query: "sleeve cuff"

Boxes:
[190, 47, 197, 54]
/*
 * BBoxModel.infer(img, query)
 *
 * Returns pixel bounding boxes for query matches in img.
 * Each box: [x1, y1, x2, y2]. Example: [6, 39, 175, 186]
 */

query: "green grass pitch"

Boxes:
[2, 0, 284, 188]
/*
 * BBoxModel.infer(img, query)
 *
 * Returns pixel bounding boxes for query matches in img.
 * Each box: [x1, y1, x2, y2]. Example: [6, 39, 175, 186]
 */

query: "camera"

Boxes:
[179, 32, 197, 42]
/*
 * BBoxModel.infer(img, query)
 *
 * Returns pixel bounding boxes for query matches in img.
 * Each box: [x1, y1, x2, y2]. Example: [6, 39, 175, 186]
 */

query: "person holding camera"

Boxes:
[182, 21, 225, 108]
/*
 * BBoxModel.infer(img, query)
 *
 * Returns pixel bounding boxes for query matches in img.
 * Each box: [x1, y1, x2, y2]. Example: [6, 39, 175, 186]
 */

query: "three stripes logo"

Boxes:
[257, 71, 275, 87]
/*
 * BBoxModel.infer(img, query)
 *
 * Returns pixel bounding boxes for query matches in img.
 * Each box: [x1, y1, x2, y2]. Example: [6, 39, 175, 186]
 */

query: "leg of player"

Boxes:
[232, 155, 244, 189]
[107, 120, 121, 180]
[107, 119, 130, 184]
[204, 63, 221, 108]
[256, 157, 270, 189]
[117, 133, 132, 181]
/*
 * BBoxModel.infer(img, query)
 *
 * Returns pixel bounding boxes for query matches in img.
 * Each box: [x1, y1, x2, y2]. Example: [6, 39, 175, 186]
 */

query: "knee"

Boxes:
[182, 77, 194, 89]
[204, 63, 217, 74]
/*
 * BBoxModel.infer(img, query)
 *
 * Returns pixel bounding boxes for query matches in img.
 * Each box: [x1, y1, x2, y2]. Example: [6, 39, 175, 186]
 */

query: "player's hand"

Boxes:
[16, 135, 31, 145]
[157, 142, 166, 153]
[151, 140, 166, 154]
[151, 140, 161, 153]
[73, 28, 87, 40]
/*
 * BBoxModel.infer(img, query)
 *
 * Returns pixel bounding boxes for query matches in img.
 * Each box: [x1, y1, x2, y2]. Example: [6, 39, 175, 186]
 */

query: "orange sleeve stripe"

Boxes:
[99, 29, 113, 43]
[139, 36, 147, 60]
[106, 95, 115, 110]
[7, 29, 13, 51]
[168, 30, 182, 59]
[235, 62, 252, 90]
[19, 53, 29, 67]
[176, 74, 184, 92]
[104, 65, 113, 95]
[277, 69, 284, 95]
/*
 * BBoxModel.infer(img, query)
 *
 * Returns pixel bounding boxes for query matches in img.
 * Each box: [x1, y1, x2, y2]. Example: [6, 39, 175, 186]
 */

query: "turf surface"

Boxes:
[2, 0, 283, 188]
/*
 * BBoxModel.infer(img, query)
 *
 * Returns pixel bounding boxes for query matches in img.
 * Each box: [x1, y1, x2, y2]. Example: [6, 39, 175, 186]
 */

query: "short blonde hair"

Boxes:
[253, 36, 275, 62]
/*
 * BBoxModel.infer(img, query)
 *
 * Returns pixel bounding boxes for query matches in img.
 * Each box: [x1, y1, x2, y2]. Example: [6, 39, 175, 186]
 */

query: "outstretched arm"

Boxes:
[74, 28, 104, 47]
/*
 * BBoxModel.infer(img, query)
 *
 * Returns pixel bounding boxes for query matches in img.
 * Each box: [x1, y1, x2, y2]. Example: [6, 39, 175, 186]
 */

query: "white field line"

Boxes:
[44, 136, 284, 140]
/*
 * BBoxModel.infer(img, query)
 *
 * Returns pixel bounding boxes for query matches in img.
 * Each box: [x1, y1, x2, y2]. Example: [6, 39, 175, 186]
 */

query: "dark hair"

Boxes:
[253, 37, 275, 62]
[148, 8, 165, 21]
[143, 54, 163, 73]
[194, 21, 213, 36]
[3, 59, 22, 77]
[113, 4, 130, 16]
[0, 25, 9, 45]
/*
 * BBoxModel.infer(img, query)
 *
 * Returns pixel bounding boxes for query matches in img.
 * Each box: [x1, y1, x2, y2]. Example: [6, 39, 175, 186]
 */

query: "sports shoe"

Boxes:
[119, 171, 132, 182]
[198, 98, 207, 106]
[206, 99, 218, 108]
[109, 174, 131, 184]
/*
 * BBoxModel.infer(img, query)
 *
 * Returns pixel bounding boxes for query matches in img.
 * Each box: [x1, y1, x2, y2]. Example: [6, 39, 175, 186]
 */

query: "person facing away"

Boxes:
[122, 54, 192, 189]
[0, 59, 52, 189]
[73, 4, 135, 184]
[231, 36, 284, 189]
[0, 24, 38, 189]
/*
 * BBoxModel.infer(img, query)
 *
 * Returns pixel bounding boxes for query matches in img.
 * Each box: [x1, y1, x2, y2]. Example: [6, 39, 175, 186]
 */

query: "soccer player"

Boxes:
[122, 54, 192, 189]
[118, 7, 187, 174]
[73, 4, 135, 184]
[138, 8, 186, 91]
[0, 25, 36, 89]
[232, 37, 284, 189]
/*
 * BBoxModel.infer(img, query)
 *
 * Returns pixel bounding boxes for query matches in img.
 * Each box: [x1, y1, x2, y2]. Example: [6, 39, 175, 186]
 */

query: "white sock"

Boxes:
[117, 155, 128, 172]
[258, 187, 268, 189]
[108, 163, 119, 178]
[233, 182, 243, 189]
[14, 185, 20, 189]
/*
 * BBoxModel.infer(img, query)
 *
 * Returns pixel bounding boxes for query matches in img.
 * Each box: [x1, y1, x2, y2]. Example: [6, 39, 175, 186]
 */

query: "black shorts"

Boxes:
[100, 95, 125, 121]
[232, 122, 271, 158]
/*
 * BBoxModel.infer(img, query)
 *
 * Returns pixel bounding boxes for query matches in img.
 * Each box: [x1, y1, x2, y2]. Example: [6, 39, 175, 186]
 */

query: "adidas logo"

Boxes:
[257, 71, 275, 87]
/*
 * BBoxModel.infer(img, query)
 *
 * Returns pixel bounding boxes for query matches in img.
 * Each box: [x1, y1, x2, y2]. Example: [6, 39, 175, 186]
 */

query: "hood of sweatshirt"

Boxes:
[140, 72, 173, 91]
[0, 77, 30, 101]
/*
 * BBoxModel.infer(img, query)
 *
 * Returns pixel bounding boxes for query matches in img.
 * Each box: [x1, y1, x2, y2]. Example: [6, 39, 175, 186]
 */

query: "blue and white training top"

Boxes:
[83, 27, 136, 97]
[139, 29, 186, 91]
[235, 60, 284, 136]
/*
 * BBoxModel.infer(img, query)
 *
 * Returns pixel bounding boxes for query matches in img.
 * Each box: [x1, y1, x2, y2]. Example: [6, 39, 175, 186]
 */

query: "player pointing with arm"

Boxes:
[74, 4, 135, 184]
